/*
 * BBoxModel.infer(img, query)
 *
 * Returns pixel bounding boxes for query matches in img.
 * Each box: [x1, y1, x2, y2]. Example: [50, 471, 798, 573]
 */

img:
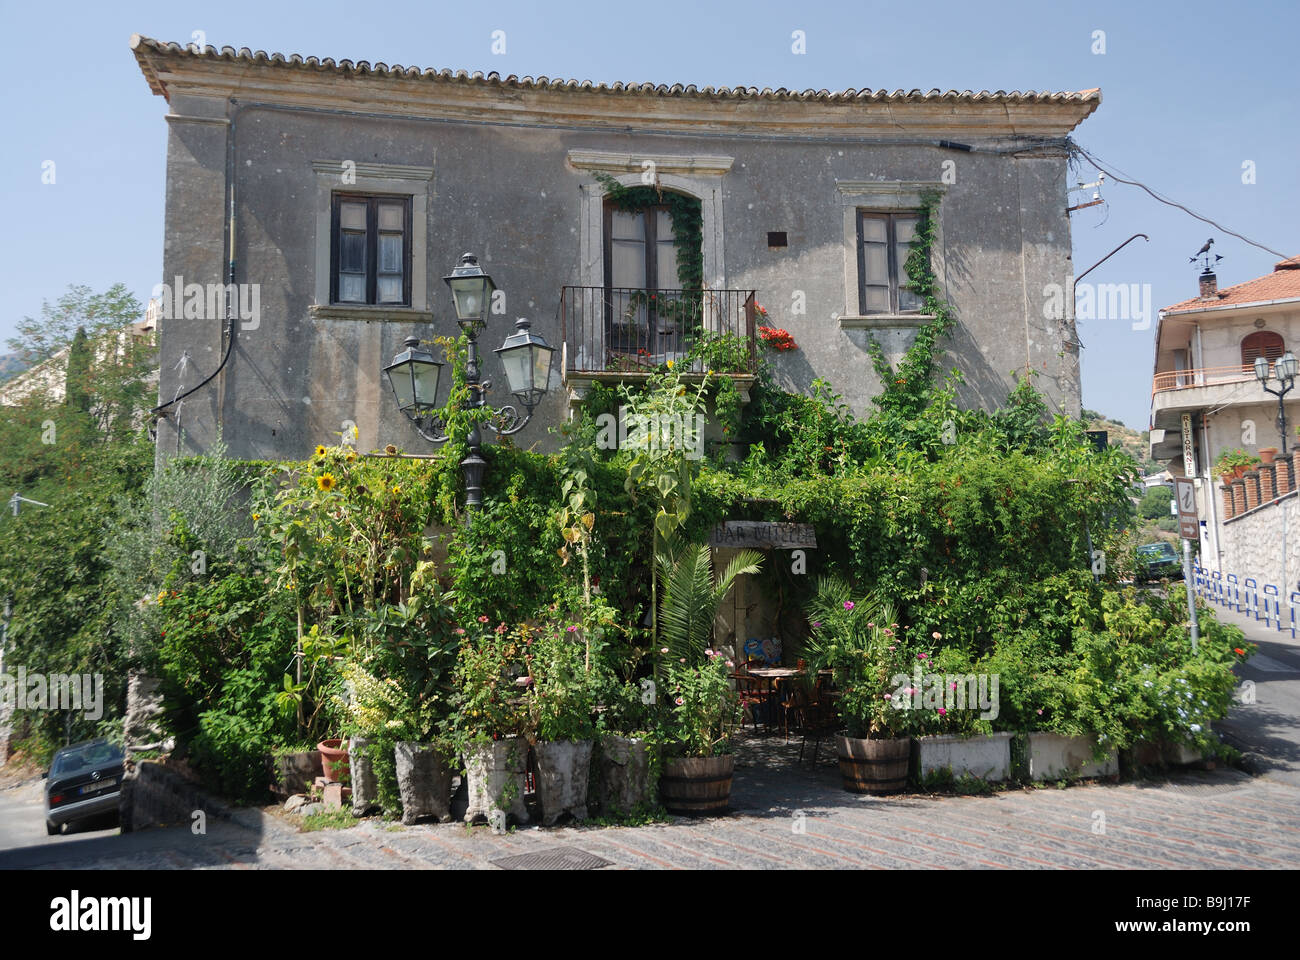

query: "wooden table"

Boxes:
[740, 667, 831, 735]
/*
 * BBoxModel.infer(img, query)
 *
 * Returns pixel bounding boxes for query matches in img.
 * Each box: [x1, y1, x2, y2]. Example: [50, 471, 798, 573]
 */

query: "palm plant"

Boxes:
[655, 534, 762, 664]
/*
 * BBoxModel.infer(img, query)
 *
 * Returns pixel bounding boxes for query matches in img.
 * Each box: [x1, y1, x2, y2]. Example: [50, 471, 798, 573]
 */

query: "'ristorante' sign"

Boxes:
[708, 521, 817, 549]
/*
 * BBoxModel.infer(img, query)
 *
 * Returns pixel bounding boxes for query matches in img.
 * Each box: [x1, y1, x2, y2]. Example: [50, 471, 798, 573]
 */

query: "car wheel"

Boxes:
[46, 819, 61, 836]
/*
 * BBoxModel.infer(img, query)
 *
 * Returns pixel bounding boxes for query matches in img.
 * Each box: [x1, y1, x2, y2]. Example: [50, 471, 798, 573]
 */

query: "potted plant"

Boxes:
[803, 577, 921, 794]
[592, 636, 660, 818]
[1213, 448, 1255, 482]
[525, 614, 600, 825]
[594, 678, 657, 818]
[1259, 447, 1279, 464]
[317, 737, 349, 783]
[449, 624, 531, 825]
[653, 535, 762, 815]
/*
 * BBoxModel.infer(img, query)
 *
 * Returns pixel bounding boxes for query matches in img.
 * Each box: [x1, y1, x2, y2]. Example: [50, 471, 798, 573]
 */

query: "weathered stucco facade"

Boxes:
[132, 36, 1098, 463]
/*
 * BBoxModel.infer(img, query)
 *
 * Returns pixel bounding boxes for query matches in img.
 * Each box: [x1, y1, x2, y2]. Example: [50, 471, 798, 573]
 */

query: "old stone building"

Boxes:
[131, 35, 1099, 462]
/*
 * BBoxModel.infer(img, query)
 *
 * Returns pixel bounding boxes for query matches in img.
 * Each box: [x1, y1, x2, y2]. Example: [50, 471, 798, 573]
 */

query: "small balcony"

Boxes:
[558, 286, 758, 399]
[1150, 363, 1263, 435]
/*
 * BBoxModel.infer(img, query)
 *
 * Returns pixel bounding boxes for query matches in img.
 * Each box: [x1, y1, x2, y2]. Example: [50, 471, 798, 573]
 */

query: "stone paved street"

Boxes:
[3, 735, 1297, 870]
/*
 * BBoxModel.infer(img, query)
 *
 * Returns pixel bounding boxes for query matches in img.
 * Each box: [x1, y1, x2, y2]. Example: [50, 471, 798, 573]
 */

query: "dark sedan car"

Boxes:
[43, 739, 124, 836]
[1136, 541, 1183, 583]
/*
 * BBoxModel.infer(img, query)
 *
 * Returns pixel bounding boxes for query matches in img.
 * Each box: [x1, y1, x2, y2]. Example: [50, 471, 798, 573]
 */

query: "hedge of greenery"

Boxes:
[2, 269, 1247, 806]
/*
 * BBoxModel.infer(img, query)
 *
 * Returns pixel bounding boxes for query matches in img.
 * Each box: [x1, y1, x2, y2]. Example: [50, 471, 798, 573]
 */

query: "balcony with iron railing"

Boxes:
[558, 287, 759, 397]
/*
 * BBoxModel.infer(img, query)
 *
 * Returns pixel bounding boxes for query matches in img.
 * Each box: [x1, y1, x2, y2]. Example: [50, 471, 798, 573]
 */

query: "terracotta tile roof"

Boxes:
[129, 35, 1103, 111]
[1163, 257, 1300, 314]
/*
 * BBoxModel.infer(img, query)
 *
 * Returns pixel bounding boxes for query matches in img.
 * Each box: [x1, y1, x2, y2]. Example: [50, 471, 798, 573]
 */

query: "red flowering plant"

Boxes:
[757, 319, 798, 352]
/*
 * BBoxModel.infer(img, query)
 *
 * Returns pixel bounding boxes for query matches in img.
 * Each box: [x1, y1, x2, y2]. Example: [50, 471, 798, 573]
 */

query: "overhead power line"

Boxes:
[1070, 142, 1293, 261]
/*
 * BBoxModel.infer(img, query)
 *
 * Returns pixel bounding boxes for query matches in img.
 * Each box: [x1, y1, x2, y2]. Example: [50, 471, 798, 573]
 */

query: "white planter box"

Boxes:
[1027, 733, 1118, 781]
[913, 732, 1013, 782]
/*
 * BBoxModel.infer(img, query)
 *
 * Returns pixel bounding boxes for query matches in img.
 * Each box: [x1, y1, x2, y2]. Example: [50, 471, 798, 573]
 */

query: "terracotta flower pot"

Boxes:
[317, 739, 349, 782]
[1260, 447, 1278, 464]
[1234, 465, 1248, 479]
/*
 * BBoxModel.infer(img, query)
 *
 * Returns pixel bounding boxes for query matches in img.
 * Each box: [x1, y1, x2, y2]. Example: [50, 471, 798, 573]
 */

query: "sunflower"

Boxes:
[317, 473, 337, 492]
[314, 445, 328, 458]
[385, 444, 398, 456]
[345, 450, 357, 463]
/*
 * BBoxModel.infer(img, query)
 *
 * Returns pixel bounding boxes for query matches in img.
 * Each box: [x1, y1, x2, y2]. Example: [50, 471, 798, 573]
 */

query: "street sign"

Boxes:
[1174, 477, 1199, 540]
[1181, 413, 1196, 477]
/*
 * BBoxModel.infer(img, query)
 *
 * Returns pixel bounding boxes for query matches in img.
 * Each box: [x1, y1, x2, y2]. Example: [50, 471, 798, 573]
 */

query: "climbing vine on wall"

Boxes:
[594, 171, 703, 293]
[866, 191, 956, 423]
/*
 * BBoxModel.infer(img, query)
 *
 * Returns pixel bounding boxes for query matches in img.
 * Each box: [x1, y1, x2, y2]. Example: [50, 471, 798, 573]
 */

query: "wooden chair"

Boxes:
[731, 660, 770, 733]
[799, 680, 841, 763]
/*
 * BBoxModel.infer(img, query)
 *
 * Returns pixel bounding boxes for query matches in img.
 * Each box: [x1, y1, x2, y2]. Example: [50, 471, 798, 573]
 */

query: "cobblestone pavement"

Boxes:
[3, 736, 1298, 869]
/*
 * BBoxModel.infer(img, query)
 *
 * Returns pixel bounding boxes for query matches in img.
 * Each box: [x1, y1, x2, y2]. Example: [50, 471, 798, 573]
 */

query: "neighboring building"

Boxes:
[0, 314, 157, 408]
[1149, 257, 1300, 571]
[1143, 469, 1174, 489]
[131, 35, 1100, 464]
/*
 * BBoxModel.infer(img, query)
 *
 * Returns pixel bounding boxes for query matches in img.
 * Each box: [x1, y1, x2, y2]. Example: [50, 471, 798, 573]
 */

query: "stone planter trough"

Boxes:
[395, 741, 455, 825]
[533, 739, 593, 825]
[597, 734, 654, 816]
[463, 738, 530, 825]
[348, 737, 380, 816]
[1027, 733, 1117, 780]
[913, 732, 1014, 782]
[271, 750, 323, 797]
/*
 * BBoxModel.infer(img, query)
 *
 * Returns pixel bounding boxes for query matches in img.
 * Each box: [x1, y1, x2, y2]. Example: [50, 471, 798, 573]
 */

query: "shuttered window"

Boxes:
[1242, 331, 1285, 366]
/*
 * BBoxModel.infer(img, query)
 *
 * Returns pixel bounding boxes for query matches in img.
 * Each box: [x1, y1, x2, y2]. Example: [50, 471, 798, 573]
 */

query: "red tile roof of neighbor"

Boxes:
[1163, 257, 1300, 314]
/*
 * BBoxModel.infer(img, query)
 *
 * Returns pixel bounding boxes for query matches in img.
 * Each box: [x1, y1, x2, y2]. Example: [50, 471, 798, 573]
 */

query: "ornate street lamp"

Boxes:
[383, 253, 555, 511]
[443, 252, 494, 331]
[1255, 351, 1298, 454]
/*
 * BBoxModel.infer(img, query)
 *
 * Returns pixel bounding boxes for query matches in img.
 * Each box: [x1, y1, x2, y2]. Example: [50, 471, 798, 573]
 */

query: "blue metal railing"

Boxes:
[1191, 563, 1297, 637]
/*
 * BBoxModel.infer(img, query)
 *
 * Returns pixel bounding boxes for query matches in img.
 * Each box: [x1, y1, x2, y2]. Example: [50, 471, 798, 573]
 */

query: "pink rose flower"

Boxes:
[937, 708, 947, 716]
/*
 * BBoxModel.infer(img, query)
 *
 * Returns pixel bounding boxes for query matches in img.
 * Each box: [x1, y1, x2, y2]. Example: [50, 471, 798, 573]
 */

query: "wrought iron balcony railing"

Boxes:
[559, 286, 757, 377]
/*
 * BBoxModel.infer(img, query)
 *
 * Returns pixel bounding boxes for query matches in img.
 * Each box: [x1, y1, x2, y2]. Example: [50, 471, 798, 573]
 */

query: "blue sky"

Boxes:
[2, 0, 1295, 429]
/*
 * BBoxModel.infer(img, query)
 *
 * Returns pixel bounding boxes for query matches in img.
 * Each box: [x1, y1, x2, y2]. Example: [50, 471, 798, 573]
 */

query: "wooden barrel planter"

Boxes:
[836, 735, 910, 794]
[660, 755, 734, 815]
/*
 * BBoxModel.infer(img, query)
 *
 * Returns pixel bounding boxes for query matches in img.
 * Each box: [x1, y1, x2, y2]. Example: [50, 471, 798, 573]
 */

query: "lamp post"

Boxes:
[1254, 351, 1298, 454]
[383, 253, 556, 511]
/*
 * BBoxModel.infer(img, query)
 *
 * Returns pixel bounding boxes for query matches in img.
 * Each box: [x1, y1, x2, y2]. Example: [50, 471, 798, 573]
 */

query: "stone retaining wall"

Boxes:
[1217, 488, 1300, 594]
[119, 759, 228, 834]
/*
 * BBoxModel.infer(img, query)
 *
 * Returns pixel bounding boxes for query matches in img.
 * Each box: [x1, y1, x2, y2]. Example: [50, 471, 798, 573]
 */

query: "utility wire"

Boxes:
[1070, 142, 1293, 261]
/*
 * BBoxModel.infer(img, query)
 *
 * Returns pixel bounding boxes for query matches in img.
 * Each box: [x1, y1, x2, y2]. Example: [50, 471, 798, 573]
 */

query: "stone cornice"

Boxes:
[567, 150, 733, 175]
[132, 38, 1100, 139]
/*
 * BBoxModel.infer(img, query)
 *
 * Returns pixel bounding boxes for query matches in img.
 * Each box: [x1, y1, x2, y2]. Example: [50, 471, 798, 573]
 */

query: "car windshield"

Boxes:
[51, 742, 123, 775]
[1137, 543, 1176, 558]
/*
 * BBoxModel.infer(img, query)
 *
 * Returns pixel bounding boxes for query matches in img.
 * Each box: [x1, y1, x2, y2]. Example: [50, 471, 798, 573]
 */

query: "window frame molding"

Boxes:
[329, 193, 414, 307]
[570, 150, 731, 291]
[310, 159, 434, 320]
[834, 179, 945, 328]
